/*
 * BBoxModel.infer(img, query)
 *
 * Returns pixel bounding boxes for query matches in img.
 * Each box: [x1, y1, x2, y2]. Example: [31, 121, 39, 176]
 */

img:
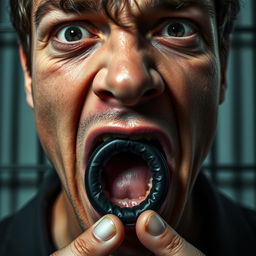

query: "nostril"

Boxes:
[143, 88, 158, 98]
[96, 90, 114, 101]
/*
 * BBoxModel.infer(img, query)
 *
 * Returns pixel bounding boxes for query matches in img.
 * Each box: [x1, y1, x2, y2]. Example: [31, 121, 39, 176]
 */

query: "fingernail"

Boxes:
[146, 213, 166, 236]
[93, 217, 116, 241]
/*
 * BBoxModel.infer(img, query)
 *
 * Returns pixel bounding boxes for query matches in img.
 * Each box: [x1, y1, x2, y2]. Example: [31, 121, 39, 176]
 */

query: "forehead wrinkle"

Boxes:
[141, 0, 215, 17]
[34, 0, 99, 28]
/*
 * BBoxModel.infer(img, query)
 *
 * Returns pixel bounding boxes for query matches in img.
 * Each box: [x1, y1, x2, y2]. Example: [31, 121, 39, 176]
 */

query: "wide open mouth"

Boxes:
[102, 152, 153, 208]
[85, 138, 169, 225]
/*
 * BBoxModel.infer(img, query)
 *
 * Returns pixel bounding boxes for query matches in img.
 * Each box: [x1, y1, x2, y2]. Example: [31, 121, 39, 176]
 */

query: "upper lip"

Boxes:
[84, 125, 175, 172]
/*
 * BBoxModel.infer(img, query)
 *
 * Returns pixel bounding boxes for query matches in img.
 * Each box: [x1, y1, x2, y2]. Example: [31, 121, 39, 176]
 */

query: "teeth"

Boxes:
[131, 201, 138, 207]
[114, 200, 140, 208]
[112, 178, 153, 208]
[119, 201, 129, 207]
[148, 177, 153, 189]
[145, 177, 153, 197]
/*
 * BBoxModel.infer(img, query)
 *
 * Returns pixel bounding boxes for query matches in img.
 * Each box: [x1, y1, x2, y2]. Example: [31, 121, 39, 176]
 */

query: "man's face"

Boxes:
[26, 0, 223, 242]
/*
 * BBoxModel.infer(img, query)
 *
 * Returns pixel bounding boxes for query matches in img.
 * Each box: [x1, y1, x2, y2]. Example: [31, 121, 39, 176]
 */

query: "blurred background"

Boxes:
[0, 0, 255, 220]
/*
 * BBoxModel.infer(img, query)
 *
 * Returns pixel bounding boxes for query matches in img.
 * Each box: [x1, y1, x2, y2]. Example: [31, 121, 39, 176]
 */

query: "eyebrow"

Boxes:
[34, 0, 99, 28]
[34, 0, 215, 29]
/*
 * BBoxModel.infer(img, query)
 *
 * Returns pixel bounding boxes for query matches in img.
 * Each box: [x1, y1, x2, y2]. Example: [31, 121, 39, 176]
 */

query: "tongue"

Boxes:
[103, 153, 151, 199]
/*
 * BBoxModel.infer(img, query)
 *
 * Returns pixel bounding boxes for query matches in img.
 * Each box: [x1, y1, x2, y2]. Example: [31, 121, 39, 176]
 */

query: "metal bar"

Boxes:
[0, 165, 52, 170]
[232, 30, 243, 202]
[1, 164, 255, 171]
[9, 49, 21, 213]
[0, 179, 48, 188]
[235, 27, 256, 33]
[203, 165, 256, 171]
[252, 0, 256, 207]
[232, 40, 256, 48]
[0, 40, 18, 48]
[0, 48, 3, 163]
[0, 24, 15, 33]
[36, 138, 47, 185]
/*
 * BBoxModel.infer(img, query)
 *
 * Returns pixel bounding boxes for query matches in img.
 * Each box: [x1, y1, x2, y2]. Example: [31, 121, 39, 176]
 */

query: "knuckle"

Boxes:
[70, 237, 95, 256]
[165, 233, 184, 254]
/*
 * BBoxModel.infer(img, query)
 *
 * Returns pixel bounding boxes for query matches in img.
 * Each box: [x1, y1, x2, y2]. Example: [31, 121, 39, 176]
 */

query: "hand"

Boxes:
[50, 214, 125, 256]
[136, 210, 205, 256]
[50, 211, 204, 256]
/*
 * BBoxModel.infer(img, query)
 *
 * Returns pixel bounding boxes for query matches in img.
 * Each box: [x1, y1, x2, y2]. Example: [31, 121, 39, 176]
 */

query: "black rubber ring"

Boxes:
[85, 139, 169, 225]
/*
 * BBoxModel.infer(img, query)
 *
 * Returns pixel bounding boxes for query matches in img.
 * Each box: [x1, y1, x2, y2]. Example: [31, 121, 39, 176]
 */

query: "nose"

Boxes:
[92, 31, 165, 106]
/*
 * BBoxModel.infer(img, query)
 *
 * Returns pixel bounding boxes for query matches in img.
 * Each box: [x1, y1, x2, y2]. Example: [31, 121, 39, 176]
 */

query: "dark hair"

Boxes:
[10, 0, 240, 73]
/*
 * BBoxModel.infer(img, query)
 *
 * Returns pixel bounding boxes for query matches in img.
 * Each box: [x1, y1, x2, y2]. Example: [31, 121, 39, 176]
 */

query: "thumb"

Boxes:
[136, 211, 205, 256]
[51, 215, 125, 256]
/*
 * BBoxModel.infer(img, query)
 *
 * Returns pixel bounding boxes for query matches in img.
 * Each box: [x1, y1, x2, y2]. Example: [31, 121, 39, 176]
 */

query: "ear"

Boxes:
[19, 46, 34, 108]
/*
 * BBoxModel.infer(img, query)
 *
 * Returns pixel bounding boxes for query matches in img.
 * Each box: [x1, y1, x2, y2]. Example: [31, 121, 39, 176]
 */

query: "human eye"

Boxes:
[56, 24, 91, 43]
[161, 20, 195, 38]
[152, 18, 204, 52]
[48, 21, 99, 53]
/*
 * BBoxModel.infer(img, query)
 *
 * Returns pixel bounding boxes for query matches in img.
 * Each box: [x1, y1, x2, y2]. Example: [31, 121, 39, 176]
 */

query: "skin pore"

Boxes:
[21, 0, 226, 254]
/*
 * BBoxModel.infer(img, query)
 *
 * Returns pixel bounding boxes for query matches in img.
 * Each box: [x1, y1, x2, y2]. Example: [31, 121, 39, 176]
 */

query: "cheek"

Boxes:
[33, 71, 69, 142]
[32, 56, 91, 133]
[169, 53, 220, 123]
[31, 57, 92, 173]
[184, 55, 220, 165]
[187, 54, 220, 125]
[161, 53, 220, 164]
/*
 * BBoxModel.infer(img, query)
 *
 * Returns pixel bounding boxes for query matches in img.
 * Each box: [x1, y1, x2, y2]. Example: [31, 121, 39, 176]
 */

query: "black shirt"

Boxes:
[0, 171, 59, 255]
[0, 171, 256, 255]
